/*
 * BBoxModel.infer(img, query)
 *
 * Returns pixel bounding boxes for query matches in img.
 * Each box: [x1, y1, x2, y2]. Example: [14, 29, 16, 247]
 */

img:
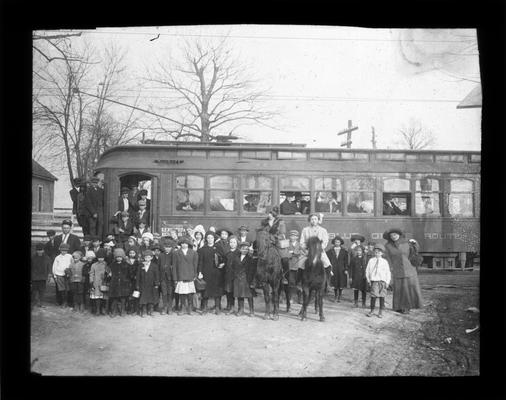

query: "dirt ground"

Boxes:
[30, 270, 480, 376]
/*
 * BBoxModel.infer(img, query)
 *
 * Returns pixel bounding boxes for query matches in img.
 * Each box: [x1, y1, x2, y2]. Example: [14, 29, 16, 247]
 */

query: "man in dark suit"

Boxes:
[137, 189, 151, 212]
[54, 219, 82, 254]
[85, 176, 105, 240]
[280, 193, 300, 215]
[53, 219, 82, 307]
[133, 199, 150, 229]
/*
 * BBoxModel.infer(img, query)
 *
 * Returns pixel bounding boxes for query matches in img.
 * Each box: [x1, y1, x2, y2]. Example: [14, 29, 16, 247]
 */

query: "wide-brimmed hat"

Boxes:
[383, 228, 405, 240]
[113, 248, 125, 258]
[288, 230, 299, 237]
[121, 187, 130, 194]
[178, 236, 194, 246]
[204, 230, 218, 240]
[373, 243, 386, 252]
[239, 241, 251, 248]
[332, 236, 345, 245]
[152, 233, 161, 239]
[351, 234, 366, 243]
[150, 243, 161, 251]
[216, 228, 233, 237]
[238, 225, 249, 232]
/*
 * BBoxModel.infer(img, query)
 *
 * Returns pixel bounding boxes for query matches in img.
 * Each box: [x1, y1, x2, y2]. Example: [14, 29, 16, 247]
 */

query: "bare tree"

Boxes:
[395, 118, 436, 150]
[144, 38, 278, 141]
[33, 37, 144, 187]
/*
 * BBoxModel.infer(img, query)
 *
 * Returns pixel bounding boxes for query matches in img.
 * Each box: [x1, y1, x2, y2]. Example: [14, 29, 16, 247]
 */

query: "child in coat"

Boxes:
[174, 237, 198, 316]
[349, 246, 368, 308]
[158, 242, 175, 315]
[89, 248, 109, 316]
[117, 211, 134, 245]
[136, 249, 160, 317]
[52, 243, 73, 307]
[232, 242, 256, 317]
[82, 250, 96, 313]
[287, 230, 303, 308]
[365, 244, 391, 318]
[224, 235, 239, 313]
[108, 248, 131, 317]
[66, 250, 86, 312]
[31, 243, 52, 309]
[126, 248, 140, 315]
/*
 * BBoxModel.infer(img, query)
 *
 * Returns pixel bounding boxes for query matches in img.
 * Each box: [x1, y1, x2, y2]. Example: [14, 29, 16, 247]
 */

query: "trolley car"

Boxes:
[94, 141, 480, 269]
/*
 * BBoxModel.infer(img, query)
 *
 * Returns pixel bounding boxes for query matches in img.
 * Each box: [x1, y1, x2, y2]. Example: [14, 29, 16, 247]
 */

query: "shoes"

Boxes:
[377, 312, 383, 318]
[366, 312, 373, 317]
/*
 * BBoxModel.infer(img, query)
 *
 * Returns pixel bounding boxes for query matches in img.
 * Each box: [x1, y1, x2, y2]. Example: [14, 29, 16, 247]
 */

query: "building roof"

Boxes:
[456, 85, 482, 109]
[32, 159, 58, 182]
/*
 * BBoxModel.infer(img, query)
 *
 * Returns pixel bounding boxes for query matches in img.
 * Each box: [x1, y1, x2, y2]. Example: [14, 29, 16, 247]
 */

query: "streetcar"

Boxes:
[94, 141, 480, 269]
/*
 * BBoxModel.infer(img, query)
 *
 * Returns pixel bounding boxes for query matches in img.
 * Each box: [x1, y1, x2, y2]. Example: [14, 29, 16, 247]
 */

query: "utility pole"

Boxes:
[371, 126, 377, 149]
[337, 120, 358, 148]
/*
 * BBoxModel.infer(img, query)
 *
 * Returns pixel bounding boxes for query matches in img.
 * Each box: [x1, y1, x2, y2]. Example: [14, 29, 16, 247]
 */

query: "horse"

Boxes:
[255, 229, 283, 320]
[299, 236, 330, 322]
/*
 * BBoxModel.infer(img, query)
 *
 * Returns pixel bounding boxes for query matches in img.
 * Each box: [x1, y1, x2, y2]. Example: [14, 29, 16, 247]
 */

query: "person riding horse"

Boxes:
[256, 206, 287, 320]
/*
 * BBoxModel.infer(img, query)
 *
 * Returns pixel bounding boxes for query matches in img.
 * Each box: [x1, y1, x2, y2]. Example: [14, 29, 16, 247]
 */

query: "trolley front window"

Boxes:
[175, 175, 204, 212]
[243, 175, 273, 214]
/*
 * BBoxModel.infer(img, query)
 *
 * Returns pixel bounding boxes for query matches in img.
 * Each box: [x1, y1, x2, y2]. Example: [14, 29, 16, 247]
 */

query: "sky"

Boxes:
[33, 25, 481, 207]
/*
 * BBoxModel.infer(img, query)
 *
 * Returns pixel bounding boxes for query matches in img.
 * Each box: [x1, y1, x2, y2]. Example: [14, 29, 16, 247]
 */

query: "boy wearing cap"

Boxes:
[82, 250, 96, 312]
[137, 250, 160, 317]
[66, 251, 86, 312]
[232, 242, 256, 316]
[287, 230, 303, 305]
[365, 244, 391, 318]
[31, 243, 52, 309]
[117, 211, 134, 245]
[52, 243, 73, 307]
[108, 248, 131, 317]
[158, 241, 175, 315]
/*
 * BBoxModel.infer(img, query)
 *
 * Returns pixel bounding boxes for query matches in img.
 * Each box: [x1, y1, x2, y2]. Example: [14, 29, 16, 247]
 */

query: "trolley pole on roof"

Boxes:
[337, 120, 358, 148]
[371, 126, 377, 149]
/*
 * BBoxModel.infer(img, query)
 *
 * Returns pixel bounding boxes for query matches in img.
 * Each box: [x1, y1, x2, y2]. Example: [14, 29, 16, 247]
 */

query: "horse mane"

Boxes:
[307, 236, 323, 264]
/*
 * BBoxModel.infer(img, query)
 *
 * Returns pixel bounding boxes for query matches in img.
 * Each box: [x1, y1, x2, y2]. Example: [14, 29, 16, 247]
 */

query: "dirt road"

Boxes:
[30, 270, 479, 376]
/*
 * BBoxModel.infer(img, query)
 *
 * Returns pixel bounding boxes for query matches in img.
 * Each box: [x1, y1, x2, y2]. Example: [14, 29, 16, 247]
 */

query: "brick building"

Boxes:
[32, 159, 58, 212]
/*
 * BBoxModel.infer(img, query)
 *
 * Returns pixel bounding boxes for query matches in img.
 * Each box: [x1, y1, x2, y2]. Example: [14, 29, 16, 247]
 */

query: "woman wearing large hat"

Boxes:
[383, 228, 422, 314]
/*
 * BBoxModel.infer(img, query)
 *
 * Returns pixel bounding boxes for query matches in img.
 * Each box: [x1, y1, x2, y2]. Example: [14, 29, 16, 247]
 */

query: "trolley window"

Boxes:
[415, 178, 441, 216]
[346, 178, 374, 215]
[243, 175, 273, 214]
[209, 175, 238, 212]
[448, 179, 474, 217]
[382, 178, 411, 216]
[175, 175, 204, 212]
[280, 176, 310, 215]
[315, 177, 342, 214]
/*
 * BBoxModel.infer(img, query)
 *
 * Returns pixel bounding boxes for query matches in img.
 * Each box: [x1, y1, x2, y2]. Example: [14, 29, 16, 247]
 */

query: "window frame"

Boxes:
[446, 178, 475, 218]
[279, 175, 312, 215]
[382, 177, 412, 217]
[414, 177, 442, 217]
[241, 174, 274, 215]
[38, 185, 43, 212]
[344, 177, 375, 217]
[173, 174, 206, 214]
[208, 174, 239, 214]
[314, 176, 343, 216]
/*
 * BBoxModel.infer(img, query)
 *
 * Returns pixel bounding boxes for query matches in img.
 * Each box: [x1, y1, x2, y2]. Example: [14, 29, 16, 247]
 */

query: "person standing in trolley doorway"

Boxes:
[85, 176, 105, 240]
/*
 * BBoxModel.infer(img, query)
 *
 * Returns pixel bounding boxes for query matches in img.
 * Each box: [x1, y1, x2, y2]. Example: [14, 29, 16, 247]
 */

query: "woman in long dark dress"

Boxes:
[198, 231, 225, 315]
[383, 228, 423, 313]
[326, 236, 349, 302]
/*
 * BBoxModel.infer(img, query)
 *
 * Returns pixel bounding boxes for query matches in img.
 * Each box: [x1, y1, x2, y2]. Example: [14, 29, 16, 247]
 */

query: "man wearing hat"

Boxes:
[84, 176, 105, 240]
[54, 219, 82, 254]
[134, 199, 150, 229]
[117, 186, 134, 217]
[280, 192, 300, 215]
[137, 189, 151, 212]
[32, 243, 52, 308]
[44, 229, 59, 262]
[76, 179, 90, 235]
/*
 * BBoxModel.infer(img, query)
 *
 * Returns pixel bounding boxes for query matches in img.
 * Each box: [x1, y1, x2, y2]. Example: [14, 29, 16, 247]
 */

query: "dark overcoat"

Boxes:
[232, 253, 256, 298]
[108, 260, 132, 298]
[224, 249, 239, 292]
[327, 247, 349, 288]
[136, 261, 160, 305]
[349, 255, 367, 291]
[173, 248, 198, 281]
[117, 219, 134, 243]
[198, 245, 224, 298]
[54, 233, 82, 254]
[85, 186, 105, 215]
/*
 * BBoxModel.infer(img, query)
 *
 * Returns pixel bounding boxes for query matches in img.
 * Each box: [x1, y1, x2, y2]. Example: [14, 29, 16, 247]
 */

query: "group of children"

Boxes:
[32, 221, 395, 319]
